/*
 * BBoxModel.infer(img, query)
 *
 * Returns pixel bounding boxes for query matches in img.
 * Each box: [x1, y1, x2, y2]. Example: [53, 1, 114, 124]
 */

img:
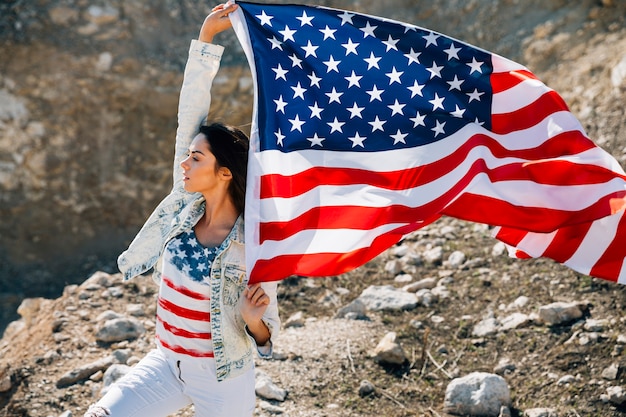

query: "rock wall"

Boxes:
[0, 0, 625, 317]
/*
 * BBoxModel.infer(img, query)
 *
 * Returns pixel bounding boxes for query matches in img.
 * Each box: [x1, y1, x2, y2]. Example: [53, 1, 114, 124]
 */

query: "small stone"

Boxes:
[284, 311, 305, 328]
[584, 318, 608, 332]
[523, 408, 558, 417]
[384, 259, 403, 275]
[602, 363, 620, 380]
[334, 299, 368, 320]
[95, 317, 145, 343]
[255, 371, 287, 402]
[557, 375, 576, 385]
[100, 364, 131, 396]
[390, 245, 410, 257]
[473, 317, 499, 337]
[611, 55, 626, 88]
[96, 310, 122, 322]
[0, 373, 11, 393]
[372, 332, 407, 365]
[423, 246, 443, 264]
[394, 273, 413, 283]
[494, 359, 516, 376]
[447, 250, 466, 268]
[538, 301, 588, 325]
[356, 285, 418, 311]
[126, 304, 145, 317]
[416, 289, 437, 307]
[492, 242, 506, 257]
[258, 400, 285, 414]
[89, 370, 103, 382]
[606, 385, 626, 405]
[403, 277, 437, 292]
[358, 380, 376, 397]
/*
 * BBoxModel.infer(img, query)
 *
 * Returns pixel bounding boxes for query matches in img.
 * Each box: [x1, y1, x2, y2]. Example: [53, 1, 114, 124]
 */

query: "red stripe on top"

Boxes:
[491, 90, 570, 135]
[157, 297, 210, 322]
[156, 335, 214, 358]
[162, 276, 211, 301]
[156, 314, 212, 340]
[490, 70, 539, 94]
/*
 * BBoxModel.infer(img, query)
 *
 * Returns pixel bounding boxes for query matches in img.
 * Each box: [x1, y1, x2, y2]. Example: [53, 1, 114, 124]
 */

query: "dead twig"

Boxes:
[428, 407, 443, 417]
[346, 339, 357, 374]
[426, 349, 453, 379]
[378, 387, 407, 409]
[418, 327, 430, 376]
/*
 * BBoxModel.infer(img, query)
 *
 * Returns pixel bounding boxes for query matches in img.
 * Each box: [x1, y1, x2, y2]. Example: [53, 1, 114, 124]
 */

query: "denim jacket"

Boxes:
[117, 40, 280, 382]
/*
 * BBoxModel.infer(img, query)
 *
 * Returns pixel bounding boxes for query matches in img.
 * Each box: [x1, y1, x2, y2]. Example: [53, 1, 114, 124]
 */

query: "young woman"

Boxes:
[85, 3, 280, 416]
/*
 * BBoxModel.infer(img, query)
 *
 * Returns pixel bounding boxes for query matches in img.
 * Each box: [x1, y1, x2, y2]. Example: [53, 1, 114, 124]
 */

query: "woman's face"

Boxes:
[180, 133, 229, 195]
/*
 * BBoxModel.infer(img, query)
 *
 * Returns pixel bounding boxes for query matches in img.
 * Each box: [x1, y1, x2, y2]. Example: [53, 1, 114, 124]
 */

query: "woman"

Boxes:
[85, 3, 280, 416]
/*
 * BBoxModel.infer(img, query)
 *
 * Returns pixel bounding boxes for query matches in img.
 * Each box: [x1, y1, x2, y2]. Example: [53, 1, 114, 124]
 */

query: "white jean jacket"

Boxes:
[117, 40, 280, 382]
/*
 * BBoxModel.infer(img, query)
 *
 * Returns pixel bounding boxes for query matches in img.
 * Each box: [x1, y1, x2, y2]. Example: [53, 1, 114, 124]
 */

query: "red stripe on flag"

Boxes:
[260, 130, 598, 199]
[489, 160, 626, 186]
[491, 90, 571, 135]
[260, 157, 626, 244]
[260, 156, 506, 243]
[539, 223, 594, 263]
[261, 189, 625, 246]
[444, 192, 625, 233]
[491, 70, 539, 94]
[251, 220, 438, 283]
[493, 227, 528, 247]
[588, 213, 626, 281]
[157, 297, 210, 322]
[260, 205, 443, 243]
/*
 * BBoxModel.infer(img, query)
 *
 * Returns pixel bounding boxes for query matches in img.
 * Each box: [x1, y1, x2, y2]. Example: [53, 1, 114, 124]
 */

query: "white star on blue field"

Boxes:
[167, 230, 219, 283]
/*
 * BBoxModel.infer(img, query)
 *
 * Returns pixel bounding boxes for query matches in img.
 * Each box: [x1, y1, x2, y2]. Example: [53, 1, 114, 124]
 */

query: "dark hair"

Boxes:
[198, 122, 249, 215]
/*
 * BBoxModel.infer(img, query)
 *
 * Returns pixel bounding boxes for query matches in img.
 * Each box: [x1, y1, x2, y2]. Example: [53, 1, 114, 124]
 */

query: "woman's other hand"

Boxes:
[240, 283, 271, 345]
[199, 2, 238, 43]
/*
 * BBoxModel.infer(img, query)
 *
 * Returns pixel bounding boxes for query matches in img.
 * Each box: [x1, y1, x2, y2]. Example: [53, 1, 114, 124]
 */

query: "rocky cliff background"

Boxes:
[1, 0, 626, 416]
[1, 0, 625, 327]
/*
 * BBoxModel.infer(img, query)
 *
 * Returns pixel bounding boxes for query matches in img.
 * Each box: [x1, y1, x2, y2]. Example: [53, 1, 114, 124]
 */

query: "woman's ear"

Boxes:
[219, 166, 233, 180]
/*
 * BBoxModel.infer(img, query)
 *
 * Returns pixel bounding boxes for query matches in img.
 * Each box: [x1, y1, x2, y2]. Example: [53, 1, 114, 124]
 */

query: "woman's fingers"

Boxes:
[246, 284, 270, 305]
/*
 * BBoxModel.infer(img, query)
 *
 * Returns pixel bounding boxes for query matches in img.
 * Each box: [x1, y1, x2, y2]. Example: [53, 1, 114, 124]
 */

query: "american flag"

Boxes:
[230, 2, 626, 284]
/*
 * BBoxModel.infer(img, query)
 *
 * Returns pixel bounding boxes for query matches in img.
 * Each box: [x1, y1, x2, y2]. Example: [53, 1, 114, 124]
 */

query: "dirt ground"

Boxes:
[3, 215, 626, 416]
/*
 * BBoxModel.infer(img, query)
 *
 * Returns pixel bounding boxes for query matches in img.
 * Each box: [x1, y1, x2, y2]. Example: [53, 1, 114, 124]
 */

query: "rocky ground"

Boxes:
[3, 217, 626, 416]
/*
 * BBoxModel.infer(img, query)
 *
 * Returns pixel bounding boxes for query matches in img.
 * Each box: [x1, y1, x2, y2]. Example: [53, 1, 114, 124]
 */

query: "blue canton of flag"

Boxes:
[239, 2, 493, 152]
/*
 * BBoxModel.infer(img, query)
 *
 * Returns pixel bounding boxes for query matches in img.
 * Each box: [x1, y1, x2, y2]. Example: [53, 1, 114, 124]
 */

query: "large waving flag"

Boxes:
[230, 2, 626, 284]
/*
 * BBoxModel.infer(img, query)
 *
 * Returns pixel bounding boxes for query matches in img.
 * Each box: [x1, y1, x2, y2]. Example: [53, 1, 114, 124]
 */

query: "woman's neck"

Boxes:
[195, 194, 239, 247]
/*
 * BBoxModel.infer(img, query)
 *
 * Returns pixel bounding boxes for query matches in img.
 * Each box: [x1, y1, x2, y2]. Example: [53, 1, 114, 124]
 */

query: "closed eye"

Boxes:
[185, 150, 204, 161]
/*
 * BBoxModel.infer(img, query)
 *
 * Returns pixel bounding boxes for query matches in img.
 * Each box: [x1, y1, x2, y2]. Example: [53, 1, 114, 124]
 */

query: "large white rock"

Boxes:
[356, 285, 418, 311]
[444, 372, 511, 416]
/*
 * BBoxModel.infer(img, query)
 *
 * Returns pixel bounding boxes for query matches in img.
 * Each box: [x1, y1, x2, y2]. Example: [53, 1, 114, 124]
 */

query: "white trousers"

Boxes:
[84, 348, 255, 417]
